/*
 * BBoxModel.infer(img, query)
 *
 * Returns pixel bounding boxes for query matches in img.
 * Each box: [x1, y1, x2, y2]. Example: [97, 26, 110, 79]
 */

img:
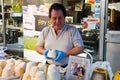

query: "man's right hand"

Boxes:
[43, 49, 50, 59]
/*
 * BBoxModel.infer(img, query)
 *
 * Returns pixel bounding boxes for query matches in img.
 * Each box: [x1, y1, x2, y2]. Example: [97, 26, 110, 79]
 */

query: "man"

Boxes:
[36, 3, 84, 66]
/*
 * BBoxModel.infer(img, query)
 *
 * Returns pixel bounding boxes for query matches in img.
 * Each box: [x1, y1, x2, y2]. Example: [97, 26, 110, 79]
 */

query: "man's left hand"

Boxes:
[54, 50, 66, 62]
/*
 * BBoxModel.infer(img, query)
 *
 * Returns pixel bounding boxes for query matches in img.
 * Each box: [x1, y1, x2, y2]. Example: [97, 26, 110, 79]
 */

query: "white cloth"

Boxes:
[86, 61, 113, 80]
[0, 51, 7, 57]
[0, 47, 7, 59]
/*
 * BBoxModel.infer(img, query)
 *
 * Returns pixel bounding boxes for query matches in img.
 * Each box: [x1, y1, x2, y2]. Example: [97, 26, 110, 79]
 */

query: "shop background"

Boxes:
[23, 0, 53, 62]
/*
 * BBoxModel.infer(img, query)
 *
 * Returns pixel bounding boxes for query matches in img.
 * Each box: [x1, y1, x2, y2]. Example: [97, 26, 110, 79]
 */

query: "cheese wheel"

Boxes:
[38, 63, 47, 73]
[14, 62, 26, 76]
[47, 64, 61, 80]
[30, 66, 39, 77]
[5, 59, 15, 72]
[26, 62, 35, 74]
[2, 68, 14, 78]
[15, 59, 23, 67]
[0, 60, 6, 69]
[6, 58, 15, 64]
[4, 62, 15, 73]
[35, 71, 46, 80]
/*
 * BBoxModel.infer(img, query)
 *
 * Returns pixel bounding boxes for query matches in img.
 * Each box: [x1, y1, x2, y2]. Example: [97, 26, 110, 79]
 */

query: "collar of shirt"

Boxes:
[51, 24, 67, 38]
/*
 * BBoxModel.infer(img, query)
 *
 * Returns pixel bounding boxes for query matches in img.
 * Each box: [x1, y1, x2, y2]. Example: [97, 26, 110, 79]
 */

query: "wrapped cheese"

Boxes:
[22, 73, 31, 80]
[0, 60, 6, 69]
[2, 68, 14, 78]
[47, 64, 61, 80]
[4, 62, 15, 73]
[35, 71, 46, 80]
[26, 62, 35, 74]
[6, 58, 15, 64]
[30, 66, 39, 77]
[15, 59, 23, 67]
[5, 58, 15, 72]
[38, 63, 47, 73]
[14, 62, 26, 76]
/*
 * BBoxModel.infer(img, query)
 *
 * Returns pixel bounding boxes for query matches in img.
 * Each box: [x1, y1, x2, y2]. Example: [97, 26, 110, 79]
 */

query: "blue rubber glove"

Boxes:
[43, 49, 50, 59]
[54, 50, 66, 62]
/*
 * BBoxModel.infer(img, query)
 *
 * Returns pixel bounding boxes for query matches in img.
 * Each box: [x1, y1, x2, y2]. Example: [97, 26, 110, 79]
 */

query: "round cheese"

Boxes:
[47, 49, 56, 59]
[38, 63, 47, 73]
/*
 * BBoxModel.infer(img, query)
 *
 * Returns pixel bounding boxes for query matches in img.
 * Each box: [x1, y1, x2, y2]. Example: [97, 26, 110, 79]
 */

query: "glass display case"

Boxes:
[63, 0, 85, 24]
[0, 0, 23, 57]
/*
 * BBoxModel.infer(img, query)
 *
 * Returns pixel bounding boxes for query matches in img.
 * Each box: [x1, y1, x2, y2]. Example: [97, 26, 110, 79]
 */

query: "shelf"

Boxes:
[83, 40, 96, 44]
[0, 12, 12, 14]
[5, 12, 12, 13]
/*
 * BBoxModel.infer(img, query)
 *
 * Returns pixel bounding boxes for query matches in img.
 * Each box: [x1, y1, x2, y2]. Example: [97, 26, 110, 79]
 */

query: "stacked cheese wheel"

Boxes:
[47, 64, 61, 80]
[0, 58, 26, 79]
[22, 62, 46, 80]
[23, 62, 61, 80]
[0, 58, 63, 80]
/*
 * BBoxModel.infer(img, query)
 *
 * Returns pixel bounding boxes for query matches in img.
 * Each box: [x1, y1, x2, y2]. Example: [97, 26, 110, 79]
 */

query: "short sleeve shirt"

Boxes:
[37, 24, 84, 65]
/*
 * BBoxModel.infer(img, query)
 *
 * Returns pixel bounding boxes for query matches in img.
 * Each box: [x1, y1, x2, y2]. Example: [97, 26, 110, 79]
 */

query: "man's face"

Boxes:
[50, 9, 65, 30]
[73, 63, 78, 68]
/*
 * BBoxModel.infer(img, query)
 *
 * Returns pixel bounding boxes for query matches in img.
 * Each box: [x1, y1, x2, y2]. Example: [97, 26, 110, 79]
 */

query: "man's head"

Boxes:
[49, 3, 66, 18]
[49, 3, 66, 30]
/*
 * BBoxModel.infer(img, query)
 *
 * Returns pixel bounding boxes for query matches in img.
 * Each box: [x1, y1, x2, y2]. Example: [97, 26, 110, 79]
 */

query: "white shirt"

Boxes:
[37, 24, 84, 65]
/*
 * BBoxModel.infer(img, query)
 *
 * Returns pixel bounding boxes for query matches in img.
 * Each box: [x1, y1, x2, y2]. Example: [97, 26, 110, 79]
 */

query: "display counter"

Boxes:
[106, 31, 120, 74]
[0, 47, 115, 80]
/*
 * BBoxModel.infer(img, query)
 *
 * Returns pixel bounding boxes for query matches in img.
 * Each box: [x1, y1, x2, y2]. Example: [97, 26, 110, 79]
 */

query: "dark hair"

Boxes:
[49, 3, 66, 18]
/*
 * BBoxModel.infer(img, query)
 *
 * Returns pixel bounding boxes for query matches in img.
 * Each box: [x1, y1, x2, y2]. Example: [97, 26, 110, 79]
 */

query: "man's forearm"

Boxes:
[36, 45, 45, 55]
[66, 46, 84, 56]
